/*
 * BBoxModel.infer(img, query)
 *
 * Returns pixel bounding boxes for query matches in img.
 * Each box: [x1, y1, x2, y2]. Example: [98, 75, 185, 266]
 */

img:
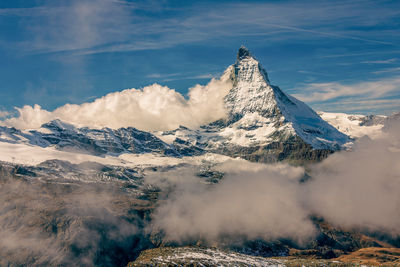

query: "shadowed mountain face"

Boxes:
[0, 119, 179, 157]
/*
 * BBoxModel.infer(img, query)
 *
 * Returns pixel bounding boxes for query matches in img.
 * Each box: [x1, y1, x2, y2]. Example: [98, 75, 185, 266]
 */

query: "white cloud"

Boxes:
[297, 70, 333, 77]
[294, 78, 400, 103]
[304, 121, 400, 234]
[314, 99, 400, 114]
[4, 0, 399, 55]
[12, 0, 133, 53]
[0, 69, 233, 131]
[373, 67, 400, 74]
[149, 121, 400, 243]
[293, 77, 400, 114]
[362, 58, 398, 64]
[149, 162, 315, 244]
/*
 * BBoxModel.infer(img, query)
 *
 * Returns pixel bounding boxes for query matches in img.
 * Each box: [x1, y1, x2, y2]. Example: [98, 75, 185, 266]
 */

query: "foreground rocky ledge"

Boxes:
[128, 246, 400, 266]
[128, 246, 284, 266]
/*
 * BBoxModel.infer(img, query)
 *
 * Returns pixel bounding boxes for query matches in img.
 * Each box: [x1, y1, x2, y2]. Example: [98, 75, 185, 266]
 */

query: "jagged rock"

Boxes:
[0, 119, 180, 157]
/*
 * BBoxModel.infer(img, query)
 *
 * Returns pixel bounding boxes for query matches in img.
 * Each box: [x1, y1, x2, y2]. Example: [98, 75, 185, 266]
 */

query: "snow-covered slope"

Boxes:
[318, 112, 386, 139]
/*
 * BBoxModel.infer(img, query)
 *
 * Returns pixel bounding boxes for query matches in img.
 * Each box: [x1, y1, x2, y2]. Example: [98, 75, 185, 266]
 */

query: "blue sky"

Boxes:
[0, 0, 399, 116]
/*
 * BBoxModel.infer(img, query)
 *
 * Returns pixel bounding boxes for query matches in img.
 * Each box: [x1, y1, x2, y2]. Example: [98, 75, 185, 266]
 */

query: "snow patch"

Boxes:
[319, 112, 385, 139]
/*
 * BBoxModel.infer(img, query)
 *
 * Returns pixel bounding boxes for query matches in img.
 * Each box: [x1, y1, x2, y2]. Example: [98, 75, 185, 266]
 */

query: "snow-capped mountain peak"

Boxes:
[156, 47, 352, 161]
[225, 47, 278, 120]
[220, 47, 352, 150]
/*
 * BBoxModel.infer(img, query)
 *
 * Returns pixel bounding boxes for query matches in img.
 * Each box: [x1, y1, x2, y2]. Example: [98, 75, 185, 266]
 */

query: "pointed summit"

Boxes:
[225, 46, 274, 118]
[223, 46, 351, 150]
[237, 45, 252, 60]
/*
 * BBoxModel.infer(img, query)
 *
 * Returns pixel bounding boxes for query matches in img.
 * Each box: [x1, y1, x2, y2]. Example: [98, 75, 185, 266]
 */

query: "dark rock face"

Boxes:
[231, 239, 290, 257]
[33, 159, 143, 183]
[301, 217, 388, 259]
[172, 138, 204, 156]
[359, 114, 387, 126]
[0, 120, 181, 157]
[39, 121, 180, 156]
[210, 135, 333, 165]
[237, 45, 252, 60]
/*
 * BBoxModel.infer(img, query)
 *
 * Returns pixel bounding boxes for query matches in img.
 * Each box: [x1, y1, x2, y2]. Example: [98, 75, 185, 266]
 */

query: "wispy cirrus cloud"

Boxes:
[0, 6, 49, 16]
[293, 77, 400, 114]
[294, 78, 400, 102]
[80, 0, 400, 55]
[373, 67, 400, 74]
[145, 72, 219, 82]
[2, 0, 399, 55]
[321, 51, 400, 59]
[1, 0, 400, 116]
[362, 58, 398, 64]
[312, 99, 400, 114]
[297, 70, 334, 77]
[1, 0, 134, 53]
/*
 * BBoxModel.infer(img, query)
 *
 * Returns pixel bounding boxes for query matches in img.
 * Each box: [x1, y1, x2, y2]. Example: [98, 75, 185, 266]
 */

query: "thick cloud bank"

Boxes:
[305, 122, 400, 234]
[1, 70, 233, 131]
[149, 162, 315, 244]
[149, 122, 400, 243]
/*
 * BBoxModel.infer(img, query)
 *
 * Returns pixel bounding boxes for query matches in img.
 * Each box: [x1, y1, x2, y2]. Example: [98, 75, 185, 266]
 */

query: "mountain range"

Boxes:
[0, 47, 398, 267]
[0, 46, 361, 166]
